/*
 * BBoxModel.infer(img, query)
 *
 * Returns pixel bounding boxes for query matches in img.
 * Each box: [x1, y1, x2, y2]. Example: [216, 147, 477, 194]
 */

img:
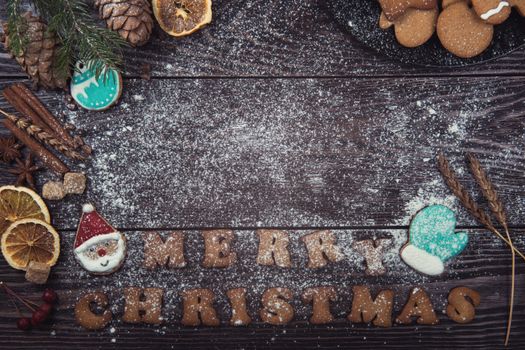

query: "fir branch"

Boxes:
[33, 0, 127, 78]
[5, 0, 28, 56]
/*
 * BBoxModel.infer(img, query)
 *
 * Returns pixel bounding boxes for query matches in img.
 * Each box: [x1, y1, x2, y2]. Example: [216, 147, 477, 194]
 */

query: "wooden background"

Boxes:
[1, 0, 524, 349]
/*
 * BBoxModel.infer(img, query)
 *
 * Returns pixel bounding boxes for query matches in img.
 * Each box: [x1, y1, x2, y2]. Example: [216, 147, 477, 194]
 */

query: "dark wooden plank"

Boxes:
[1, 77, 523, 229]
[1, 0, 525, 78]
[0, 229, 523, 349]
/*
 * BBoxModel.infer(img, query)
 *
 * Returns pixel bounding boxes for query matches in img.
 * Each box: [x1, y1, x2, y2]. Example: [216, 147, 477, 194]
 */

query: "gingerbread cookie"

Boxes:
[348, 286, 394, 328]
[202, 230, 237, 268]
[379, 8, 438, 48]
[301, 230, 342, 269]
[256, 229, 291, 268]
[353, 238, 392, 276]
[473, 0, 511, 25]
[260, 287, 294, 325]
[73, 204, 127, 275]
[510, 0, 525, 16]
[143, 231, 186, 269]
[227, 288, 252, 326]
[400, 205, 468, 276]
[396, 287, 439, 325]
[302, 287, 337, 324]
[446, 286, 481, 323]
[70, 60, 122, 111]
[437, 2, 494, 58]
[122, 287, 164, 325]
[181, 288, 220, 326]
[379, 0, 438, 20]
[75, 292, 112, 330]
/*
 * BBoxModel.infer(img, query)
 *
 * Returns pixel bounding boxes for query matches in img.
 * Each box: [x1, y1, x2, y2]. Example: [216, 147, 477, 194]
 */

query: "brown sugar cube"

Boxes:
[63, 172, 87, 194]
[42, 181, 66, 200]
[25, 261, 51, 284]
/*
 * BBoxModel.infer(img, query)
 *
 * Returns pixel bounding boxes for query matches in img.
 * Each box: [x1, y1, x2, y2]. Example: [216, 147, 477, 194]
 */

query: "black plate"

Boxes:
[327, 0, 525, 67]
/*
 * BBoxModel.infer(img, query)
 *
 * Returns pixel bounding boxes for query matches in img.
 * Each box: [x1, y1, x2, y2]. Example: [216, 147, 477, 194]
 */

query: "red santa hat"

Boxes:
[74, 204, 121, 253]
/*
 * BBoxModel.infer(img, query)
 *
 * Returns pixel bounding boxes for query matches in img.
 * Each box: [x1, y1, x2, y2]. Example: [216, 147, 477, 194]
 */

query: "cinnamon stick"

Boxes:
[2, 87, 53, 135]
[3, 119, 69, 174]
[13, 83, 79, 149]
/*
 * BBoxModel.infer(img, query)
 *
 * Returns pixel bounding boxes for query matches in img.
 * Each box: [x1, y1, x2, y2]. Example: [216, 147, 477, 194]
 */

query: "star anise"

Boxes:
[0, 136, 22, 163]
[7, 154, 41, 189]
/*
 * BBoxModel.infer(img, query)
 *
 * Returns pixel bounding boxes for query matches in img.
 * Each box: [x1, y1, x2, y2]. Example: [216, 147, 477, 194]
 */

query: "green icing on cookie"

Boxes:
[409, 205, 468, 262]
[70, 60, 121, 111]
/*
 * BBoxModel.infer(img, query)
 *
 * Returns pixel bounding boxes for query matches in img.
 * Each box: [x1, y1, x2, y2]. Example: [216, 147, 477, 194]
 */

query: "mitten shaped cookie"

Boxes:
[400, 205, 468, 275]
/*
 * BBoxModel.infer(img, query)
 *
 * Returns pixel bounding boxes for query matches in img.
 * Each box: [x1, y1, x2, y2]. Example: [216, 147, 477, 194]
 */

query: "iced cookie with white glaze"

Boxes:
[400, 204, 468, 276]
[73, 204, 127, 275]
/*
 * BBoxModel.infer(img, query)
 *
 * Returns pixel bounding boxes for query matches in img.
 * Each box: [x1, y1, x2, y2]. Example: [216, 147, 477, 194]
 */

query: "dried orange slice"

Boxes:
[153, 0, 212, 37]
[1, 219, 60, 270]
[0, 186, 50, 236]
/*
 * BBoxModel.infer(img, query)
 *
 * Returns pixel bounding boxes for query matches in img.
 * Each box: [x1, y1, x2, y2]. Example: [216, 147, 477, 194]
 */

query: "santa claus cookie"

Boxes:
[73, 204, 127, 275]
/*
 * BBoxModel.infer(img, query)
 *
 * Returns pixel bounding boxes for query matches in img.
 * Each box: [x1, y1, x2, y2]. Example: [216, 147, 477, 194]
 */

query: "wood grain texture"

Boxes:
[1, 77, 523, 229]
[0, 229, 524, 349]
[1, 0, 525, 78]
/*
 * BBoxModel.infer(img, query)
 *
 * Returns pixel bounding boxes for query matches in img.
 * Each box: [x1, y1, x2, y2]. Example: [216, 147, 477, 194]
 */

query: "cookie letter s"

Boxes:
[446, 287, 481, 324]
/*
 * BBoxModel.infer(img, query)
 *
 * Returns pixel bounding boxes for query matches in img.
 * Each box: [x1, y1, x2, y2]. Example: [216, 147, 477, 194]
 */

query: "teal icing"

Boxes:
[409, 205, 468, 262]
[71, 60, 121, 110]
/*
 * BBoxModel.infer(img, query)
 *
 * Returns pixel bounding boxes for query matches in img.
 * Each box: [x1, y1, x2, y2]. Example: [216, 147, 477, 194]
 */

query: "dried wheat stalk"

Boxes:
[0, 109, 85, 161]
[467, 153, 516, 346]
[438, 152, 520, 346]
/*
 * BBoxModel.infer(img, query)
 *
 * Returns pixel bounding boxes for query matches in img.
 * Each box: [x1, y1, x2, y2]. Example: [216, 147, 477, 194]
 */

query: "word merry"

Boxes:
[75, 286, 480, 330]
[143, 230, 392, 275]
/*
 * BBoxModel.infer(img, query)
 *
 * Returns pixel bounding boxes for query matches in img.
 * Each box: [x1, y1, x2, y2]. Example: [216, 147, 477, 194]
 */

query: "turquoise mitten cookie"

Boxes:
[400, 205, 468, 275]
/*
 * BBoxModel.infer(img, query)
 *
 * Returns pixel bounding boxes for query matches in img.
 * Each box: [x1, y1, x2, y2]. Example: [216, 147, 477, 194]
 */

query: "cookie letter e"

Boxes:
[400, 205, 468, 275]
[74, 204, 127, 275]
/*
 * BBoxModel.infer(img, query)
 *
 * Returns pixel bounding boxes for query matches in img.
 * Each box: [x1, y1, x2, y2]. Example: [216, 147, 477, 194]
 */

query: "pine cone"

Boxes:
[96, 0, 154, 47]
[1, 12, 68, 90]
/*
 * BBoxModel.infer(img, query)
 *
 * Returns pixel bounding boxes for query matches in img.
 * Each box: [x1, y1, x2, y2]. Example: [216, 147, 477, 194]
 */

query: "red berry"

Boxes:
[39, 303, 53, 315]
[31, 309, 47, 326]
[42, 288, 57, 304]
[17, 317, 32, 331]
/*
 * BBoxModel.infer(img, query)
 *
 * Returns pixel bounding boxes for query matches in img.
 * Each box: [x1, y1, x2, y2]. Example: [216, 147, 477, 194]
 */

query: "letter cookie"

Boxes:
[181, 289, 220, 326]
[143, 231, 186, 269]
[302, 287, 337, 324]
[353, 238, 392, 276]
[122, 287, 164, 325]
[227, 288, 252, 326]
[75, 292, 112, 330]
[301, 230, 342, 269]
[348, 286, 394, 328]
[446, 286, 481, 324]
[396, 287, 439, 325]
[202, 230, 237, 268]
[256, 229, 291, 267]
[260, 288, 294, 325]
